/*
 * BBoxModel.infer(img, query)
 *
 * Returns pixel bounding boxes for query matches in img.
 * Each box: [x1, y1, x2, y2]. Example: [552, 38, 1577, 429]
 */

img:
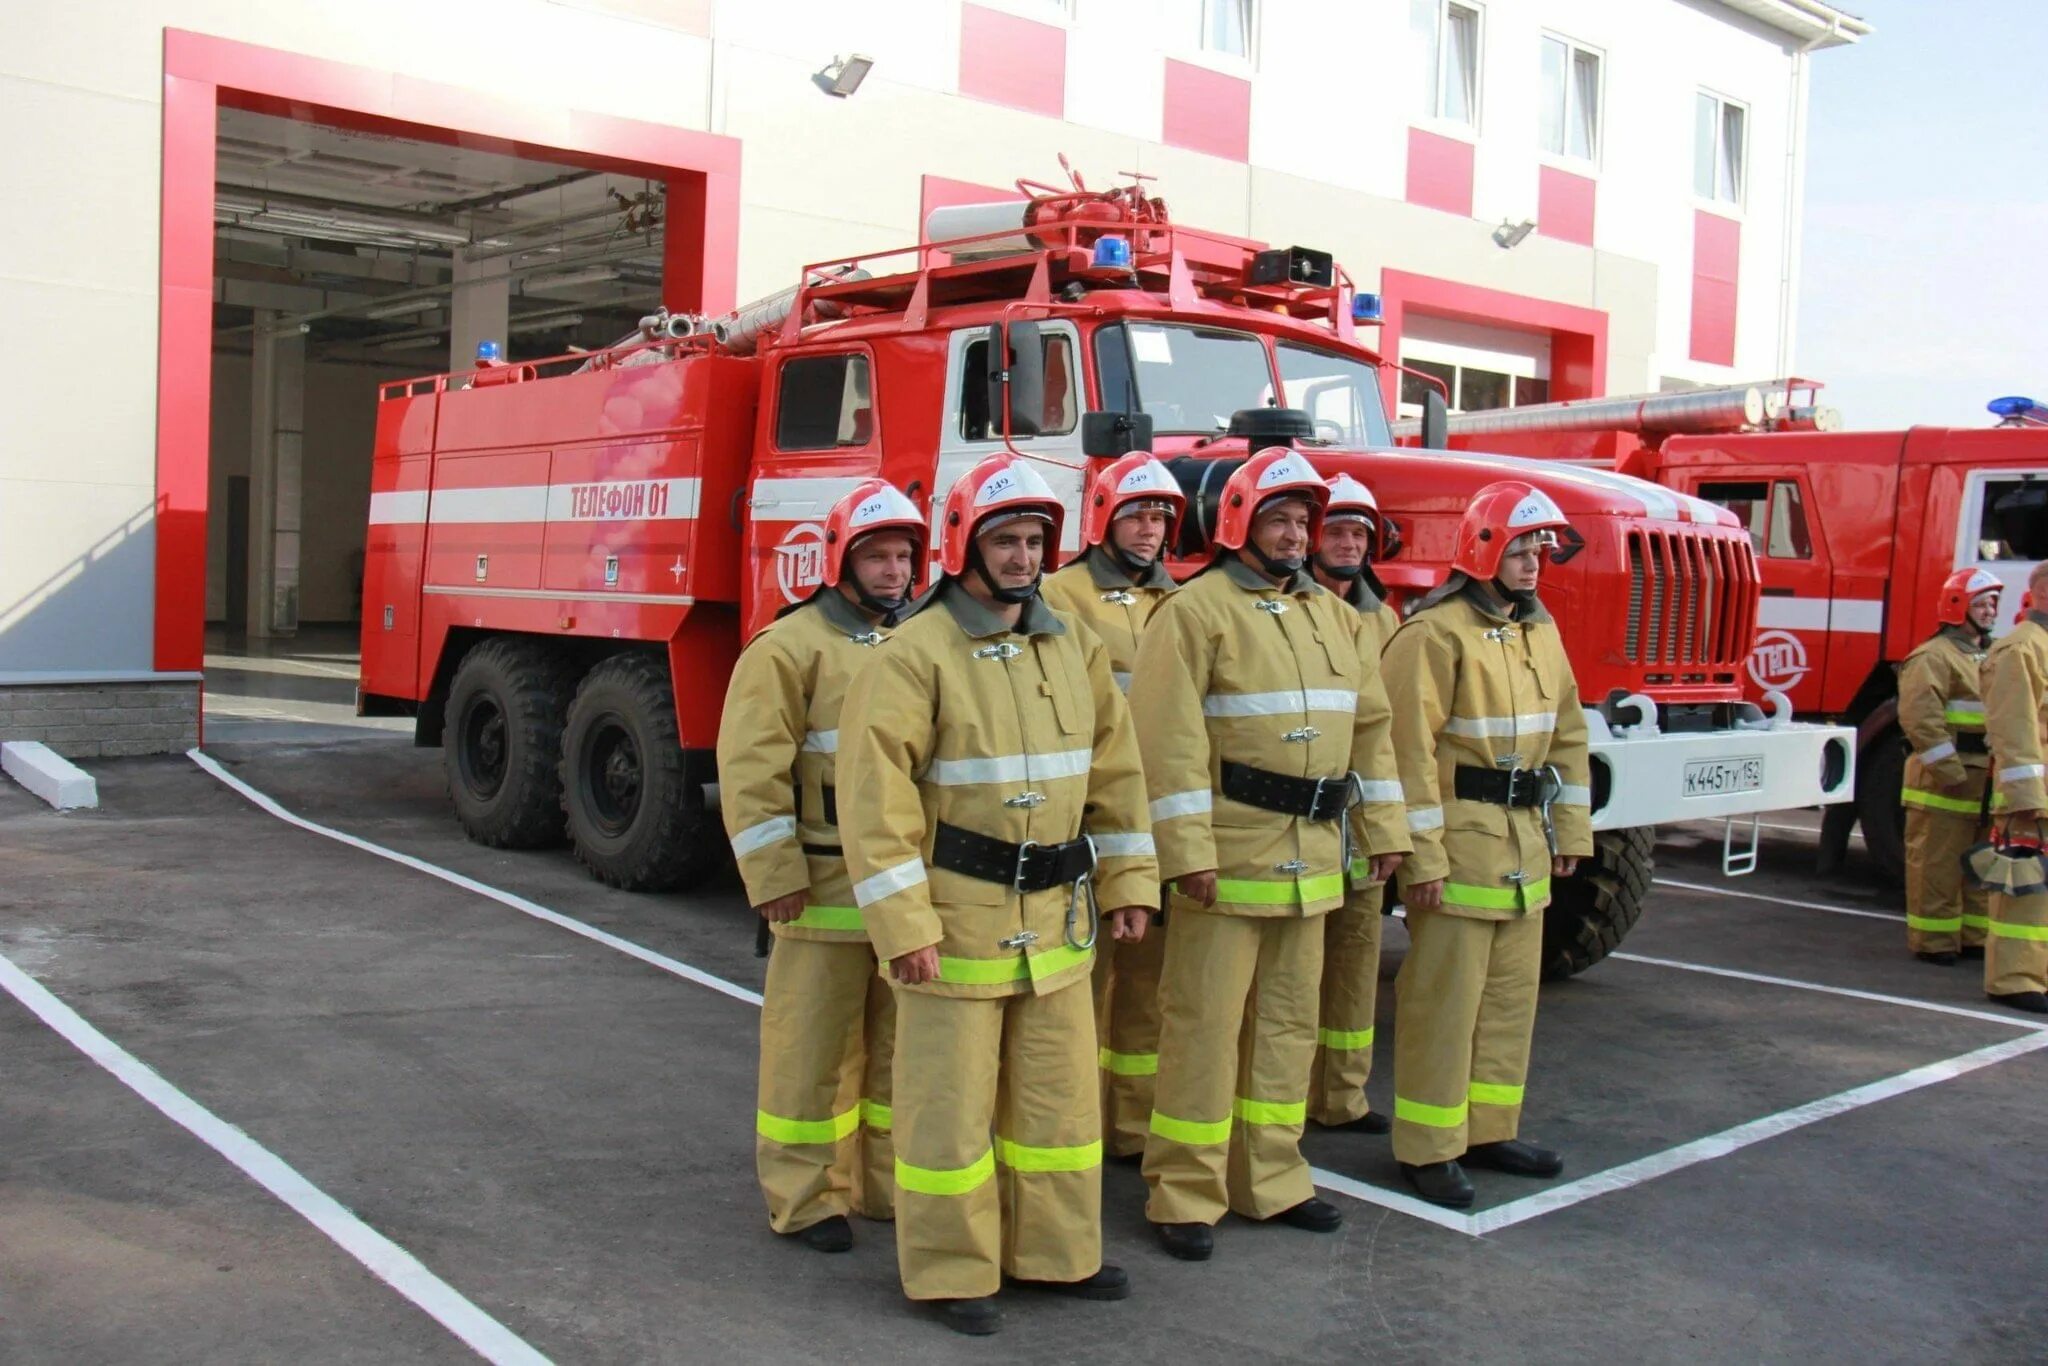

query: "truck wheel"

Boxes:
[1541, 826, 1653, 980]
[442, 638, 574, 849]
[561, 653, 719, 892]
[1855, 727, 1907, 883]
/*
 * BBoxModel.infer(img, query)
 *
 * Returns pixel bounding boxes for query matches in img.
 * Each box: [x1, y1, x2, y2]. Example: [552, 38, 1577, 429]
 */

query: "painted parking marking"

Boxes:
[0, 952, 550, 1366]
[1651, 875, 1901, 922]
[1613, 950, 2048, 1031]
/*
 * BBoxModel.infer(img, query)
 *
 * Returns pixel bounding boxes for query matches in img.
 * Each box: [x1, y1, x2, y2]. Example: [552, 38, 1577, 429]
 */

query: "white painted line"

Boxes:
[2, 740, 97, 810]
[188, 750, 762, 1009]
[1470, 1027, 2048, 1235]
[1651, 875, 1902, 923]
[0, 951, 550, 1366]
[1612, 951, 2048, 1032]
[1308, 1164, 1478, 1237]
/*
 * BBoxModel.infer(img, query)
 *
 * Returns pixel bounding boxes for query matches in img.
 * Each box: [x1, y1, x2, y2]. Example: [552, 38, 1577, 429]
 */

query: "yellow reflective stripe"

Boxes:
[1214, 872, 1346, 905]
[1149, 1110, 1232, 1145]
[1318, 1025, 1375, 1050]
[788, 904, 863, 931]
[995, 1136, 1102, 1173]
[1906, 913, 1963, 933]
[1442, 877, 1552, 911]
[1468, 1081, 1525, 1106]
[1900, 788, 1984, 815]
[1099, 1046, 1159, 1077]
[936, 943, 1092, 985]
[1394, 1095, 1468, 1128]
[895, 1148, 995, 1196]
[1028, 942, 1093, 981]
[1962, 914, 1991, 929]
[1232, 1096, 1307, 1126]
[756, 1105, 861, 1146]
[1988, 920, 2048, 942]
[861, 1099, 893, 1131]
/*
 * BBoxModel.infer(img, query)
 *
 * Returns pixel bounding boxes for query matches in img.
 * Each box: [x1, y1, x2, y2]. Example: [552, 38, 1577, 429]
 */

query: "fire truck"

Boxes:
[357, 171, 1855, 977]
[1396, 385, 2048, 880]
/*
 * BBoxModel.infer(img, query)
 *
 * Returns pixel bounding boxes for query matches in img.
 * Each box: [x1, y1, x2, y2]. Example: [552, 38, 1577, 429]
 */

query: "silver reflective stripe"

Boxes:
[1151, 788, 1213, 822]
[802, 729, 839, 754]
[1407, 805, 1445, 832]
[1356, 779, 1405, 804]
[1555, 784, 1591, 807]
[1202, 689, 1358, 717]
[1917, 741, 1957, 765]
[2001, 764, 2047, 783]
[1092, 831, 1156, 858]
[924, 748, 1093, 786]
[1112, 671, 1132, 692]
[1442, 712, 1558, 738]
[731, 814, 796, 857]
[854, 857, 928, 907]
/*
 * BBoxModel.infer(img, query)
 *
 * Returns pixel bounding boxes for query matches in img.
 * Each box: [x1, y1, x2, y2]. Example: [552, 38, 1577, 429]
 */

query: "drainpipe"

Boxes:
[1776, 18, 1839, 376]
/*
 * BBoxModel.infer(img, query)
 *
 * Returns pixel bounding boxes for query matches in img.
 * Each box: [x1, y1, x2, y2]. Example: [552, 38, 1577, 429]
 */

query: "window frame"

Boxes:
[769, 347, 877, 455]
[1197, 0, 1258, 67]
[954, 325, 1081, 443]
[1537, 31, 1604, 169]
[1413, 0, 1485, 133]
[1694, 87, 1749, 211]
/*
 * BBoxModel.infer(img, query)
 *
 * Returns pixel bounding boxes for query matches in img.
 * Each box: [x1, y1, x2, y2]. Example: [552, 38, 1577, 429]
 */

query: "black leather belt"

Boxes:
[933, 823, 1095, 891]
[1219, 761, 1351, 821]
[1454, 765, 1546, 808]
[1957, 733, 1988, 755]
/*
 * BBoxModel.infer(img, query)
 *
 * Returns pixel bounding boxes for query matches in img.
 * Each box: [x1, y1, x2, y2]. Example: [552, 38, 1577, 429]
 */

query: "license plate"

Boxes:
[1683, 756, 1764, 797]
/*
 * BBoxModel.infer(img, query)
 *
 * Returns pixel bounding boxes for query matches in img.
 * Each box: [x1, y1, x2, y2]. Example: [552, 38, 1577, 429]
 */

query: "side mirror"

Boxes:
[1081, 410, 1154, 459]
[986, 320, 1044, 439]
[1421, 389, 1449, 450]
[1995, 483, 2048, 559]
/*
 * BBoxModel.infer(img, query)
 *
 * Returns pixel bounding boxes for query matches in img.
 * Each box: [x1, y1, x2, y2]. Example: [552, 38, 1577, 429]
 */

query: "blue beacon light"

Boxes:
[1091, 235, 1133, 269]
[475, 339, 502, 363]
[1352, 292, 1383, 323]
[1988, 396, 2042, 418]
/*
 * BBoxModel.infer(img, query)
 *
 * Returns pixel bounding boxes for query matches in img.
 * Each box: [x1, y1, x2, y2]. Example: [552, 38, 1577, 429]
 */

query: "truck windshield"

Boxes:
[1275, 341, 1393, 447]
[1095, 322, 1274, 434]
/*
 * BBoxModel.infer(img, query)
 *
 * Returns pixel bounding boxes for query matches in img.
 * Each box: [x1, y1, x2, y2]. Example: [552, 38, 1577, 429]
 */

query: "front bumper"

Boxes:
[1584, 706, 1855, 832]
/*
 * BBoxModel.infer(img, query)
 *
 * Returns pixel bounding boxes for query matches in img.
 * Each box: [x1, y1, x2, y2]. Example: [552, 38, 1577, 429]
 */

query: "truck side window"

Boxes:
[1766, 480, 1811, 558]
[776, 354, 872, 451]
[1698, 480, 1768, 553]
[1977, 478, 2043, 560]
[1699, 479, 1811, 559]
[959, 331, 1078, 440]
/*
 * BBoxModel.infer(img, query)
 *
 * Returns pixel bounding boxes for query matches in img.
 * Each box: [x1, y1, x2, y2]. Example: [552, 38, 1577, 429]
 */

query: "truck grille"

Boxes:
[1624, 528, 1759, 671]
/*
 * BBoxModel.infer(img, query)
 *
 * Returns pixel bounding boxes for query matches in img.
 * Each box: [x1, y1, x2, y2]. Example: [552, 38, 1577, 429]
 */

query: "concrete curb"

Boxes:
[1, 741, 98, 810]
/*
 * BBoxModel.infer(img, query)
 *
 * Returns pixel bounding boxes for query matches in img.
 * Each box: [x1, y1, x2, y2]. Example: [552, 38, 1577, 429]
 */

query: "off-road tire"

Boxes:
[1856, 726, 1908, 883]
[442, 638, 575, 849]
[560, 652, 719, 891]
[1541, 826, 1654, 980]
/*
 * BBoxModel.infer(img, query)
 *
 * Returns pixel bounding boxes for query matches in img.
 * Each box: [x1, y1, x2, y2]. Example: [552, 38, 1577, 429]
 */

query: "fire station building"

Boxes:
[0, 0, 1865, 758]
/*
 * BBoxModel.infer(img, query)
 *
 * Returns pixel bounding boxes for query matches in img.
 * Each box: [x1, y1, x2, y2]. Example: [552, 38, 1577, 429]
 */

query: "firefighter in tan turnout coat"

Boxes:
[1132, 448, 1410, 1262]
[1041, 452, 1184, 1159]
[717, 480, 927, 1252]
[1979, 559, 2048, 1015]
[838, 454, 1159, 1335]
[1383, 481, 1594, 1210]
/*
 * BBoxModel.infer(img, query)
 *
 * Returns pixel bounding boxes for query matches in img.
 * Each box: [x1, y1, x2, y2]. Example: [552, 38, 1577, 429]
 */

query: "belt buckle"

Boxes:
[1012, 838, 1040, 891]
[1311, 775, 1343, 820]
[998, 930, 1039, 949]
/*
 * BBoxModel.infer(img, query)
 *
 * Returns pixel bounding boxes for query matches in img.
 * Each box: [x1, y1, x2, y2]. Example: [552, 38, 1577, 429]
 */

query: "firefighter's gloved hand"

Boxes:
[1176, 871, 1218, 906]
[758, 891, 808, 924]
[1367, 852, 1405, 884]
[890, 945, 941, 985]
[1552, 857, 1579, 878]
[1404, 878, 1444, 911]
[1108, 906, 1149, 942]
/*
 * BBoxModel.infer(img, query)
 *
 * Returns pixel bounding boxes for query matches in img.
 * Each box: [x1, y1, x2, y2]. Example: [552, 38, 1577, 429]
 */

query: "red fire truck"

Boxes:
[1397, 385, 2048, 880]
[357, 173, 1855, 976]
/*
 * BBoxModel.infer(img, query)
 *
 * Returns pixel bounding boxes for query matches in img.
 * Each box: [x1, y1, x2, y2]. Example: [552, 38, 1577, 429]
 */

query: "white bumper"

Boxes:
[1584, 700, 1855, 832]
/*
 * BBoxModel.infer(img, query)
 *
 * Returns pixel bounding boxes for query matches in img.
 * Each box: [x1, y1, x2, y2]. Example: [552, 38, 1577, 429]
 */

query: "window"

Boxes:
[1411, 0, 1481, 126]
[1976, 478, 2048, 561]
[775, 354, 872, 451]
[1398, 357, 1543, 416]
[1095, 322, 1274, 434]
[958, 330, 1078, 440]
[1539, 35, 1600, 162]
[1698, 479, 1810, 558]
[1694, 91, 1746, 205]
[1399, 359, 1455, 412]
[1274, 341, 1394, 447]
[1201, 0, 1253, 59]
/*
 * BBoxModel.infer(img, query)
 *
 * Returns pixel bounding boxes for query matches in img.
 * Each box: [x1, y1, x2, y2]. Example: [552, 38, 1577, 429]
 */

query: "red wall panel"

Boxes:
[1162, 59, 1251, 162]
[958, 4, 1066, 118]
[1689, 210, 1741, 366]
[1404, 127, 1474, 217]
[1537, 165, 1596, 247]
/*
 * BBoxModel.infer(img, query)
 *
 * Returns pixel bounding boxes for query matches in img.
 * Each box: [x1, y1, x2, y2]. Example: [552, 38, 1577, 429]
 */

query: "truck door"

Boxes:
[1690, 474, 1832, 712]
[1957, 467, 2048, 639]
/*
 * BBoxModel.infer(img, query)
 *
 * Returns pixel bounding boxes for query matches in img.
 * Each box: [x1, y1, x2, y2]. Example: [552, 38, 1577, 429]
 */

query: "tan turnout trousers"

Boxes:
[1905, 806, 1991, 955]
[1308, 879, 1386, 1125]
[1093, 915, 1168, 1158]
[1986, 885, 2048, 996]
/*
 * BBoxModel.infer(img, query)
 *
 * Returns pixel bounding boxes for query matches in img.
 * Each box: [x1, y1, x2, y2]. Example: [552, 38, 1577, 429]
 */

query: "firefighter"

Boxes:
[1041, 453, 1185, 1160]
[716, 480, 927, 1254]
[1980, 559, 2048, 1015]
[1306, 472, 1398, 1134]
[837, 454, 1159, 1335]
[1382, 481, 1594, 1210]
[1899, 568, 2001, 965]
[1132, 448, 1410, 1261]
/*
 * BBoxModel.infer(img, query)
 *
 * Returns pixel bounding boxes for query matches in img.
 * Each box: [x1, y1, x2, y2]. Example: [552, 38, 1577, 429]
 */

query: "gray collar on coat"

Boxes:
[937, 577, 1066, 639]
[1083, 543, 1176, 592]
[1220, 553, 1318, 597]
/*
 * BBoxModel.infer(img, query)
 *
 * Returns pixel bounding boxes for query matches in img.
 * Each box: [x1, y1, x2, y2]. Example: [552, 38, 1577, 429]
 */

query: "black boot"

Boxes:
[1464, 1139, 1564, 1177]
[1315, 1110, 1391, 1135]
[795, 1215, 852, 1253]
[1151, 1221, 1214, 1261]
[1274, 1197, 1343, 1232]
[1400, 1160, 1474, 1209]
[1960, 944, 1986, 960]
[1007, 1265, 1130, 1300]
[1988, 990, 2048, 1014]
[926, 1297, 1002, 1336]
[1915, 950, 1959, 967]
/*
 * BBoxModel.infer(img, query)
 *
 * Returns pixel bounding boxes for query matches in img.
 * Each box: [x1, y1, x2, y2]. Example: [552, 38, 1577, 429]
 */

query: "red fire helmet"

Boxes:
[822, 479, 927, 589]
[1451, 481, 1571, 581]
[1080, 453, 1185, 548]
[939, 454, 1066, 575]
[1323, 472, 1380, 538]
[1211, 447, 1329, 551]
[1937, 566, 2002, 625]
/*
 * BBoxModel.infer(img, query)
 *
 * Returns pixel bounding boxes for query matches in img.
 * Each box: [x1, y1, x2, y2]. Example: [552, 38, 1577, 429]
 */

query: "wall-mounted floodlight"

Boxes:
[1492, 218, 1537, 249]
[818, 54, 875, 98]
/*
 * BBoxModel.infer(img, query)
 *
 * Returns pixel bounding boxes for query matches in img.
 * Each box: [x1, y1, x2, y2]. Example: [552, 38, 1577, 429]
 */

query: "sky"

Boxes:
[1797, 0, 2048, 430]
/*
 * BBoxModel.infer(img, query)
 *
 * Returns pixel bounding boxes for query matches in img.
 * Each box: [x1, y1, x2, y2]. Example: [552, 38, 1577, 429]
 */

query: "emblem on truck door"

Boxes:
[775, 522, 827, 603]
[1746, 628, 1810, 692]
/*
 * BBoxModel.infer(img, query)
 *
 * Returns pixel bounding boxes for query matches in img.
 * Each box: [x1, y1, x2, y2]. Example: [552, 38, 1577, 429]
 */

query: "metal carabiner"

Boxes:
[1537, 763, 1563, 860]
[1065, 834, 1100, 951]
